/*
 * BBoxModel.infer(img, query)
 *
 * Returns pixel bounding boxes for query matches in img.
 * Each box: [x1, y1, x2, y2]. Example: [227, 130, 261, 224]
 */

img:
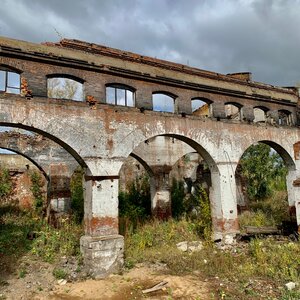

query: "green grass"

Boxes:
[0, 204, 83, 277]
[52, 268, 68, 280]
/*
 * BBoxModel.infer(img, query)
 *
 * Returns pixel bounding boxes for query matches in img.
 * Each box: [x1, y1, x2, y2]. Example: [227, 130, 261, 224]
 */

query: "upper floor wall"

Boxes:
[0, 36, 298, 127]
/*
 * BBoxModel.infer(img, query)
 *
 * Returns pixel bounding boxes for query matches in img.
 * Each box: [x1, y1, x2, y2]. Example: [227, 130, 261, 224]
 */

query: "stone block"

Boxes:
[80, 235, 124, 278]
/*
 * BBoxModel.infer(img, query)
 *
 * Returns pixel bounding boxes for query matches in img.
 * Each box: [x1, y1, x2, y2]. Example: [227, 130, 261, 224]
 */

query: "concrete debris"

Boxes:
[285, 281, 296, 291]
[57, 279, 67, 286]
[176, 241, 203, 252]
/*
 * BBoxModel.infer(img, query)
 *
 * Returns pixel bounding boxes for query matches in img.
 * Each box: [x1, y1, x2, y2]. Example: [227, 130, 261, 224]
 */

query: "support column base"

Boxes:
[80, 235, 124, 278]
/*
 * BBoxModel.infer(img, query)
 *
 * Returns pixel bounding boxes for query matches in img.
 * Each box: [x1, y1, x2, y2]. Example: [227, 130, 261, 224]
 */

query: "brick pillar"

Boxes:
[48, 164, 72, 213]
[150, 166, 172, 219]
[286, 169, 300, 232]
[210, 163, 239, 242]
[80, 162, 124, 278]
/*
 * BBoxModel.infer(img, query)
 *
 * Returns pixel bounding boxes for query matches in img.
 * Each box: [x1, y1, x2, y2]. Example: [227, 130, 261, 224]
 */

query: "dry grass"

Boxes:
[125, 218, 300, 299]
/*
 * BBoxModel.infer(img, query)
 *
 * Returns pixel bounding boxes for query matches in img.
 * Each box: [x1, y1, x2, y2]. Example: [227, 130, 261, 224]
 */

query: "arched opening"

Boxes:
[118, 153, 152, 235]
[0, 124, 87, 282]
[0, 126, 85, 216]
[236, 141, 295, 234]
[118, 134, 218, 236]
[225, 102, 242, 120]
[0, 123, 87, 168]
[47, 75, 84, 101]
[0, 65, 21, 94]
[0, 147, 48, 210]
[278, 109, 292, 126]
[169, 152, 211, 219]
[253, 106, 268, 123]
[191, 98, 212, 117]
[106, 83, 135, 107]
[152, 92, 176, 113]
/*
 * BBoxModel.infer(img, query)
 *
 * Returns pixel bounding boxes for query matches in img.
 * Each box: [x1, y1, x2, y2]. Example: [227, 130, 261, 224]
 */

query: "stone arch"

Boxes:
[235, 140, 296, 215]
[0, 146, 49, 181]
[120, 133, 219, 222]
[0, 63, 23, 74]
[47, 73, 84, 83]
[0, 123, 87, 169]
[191, 97, 212, 117]
[129, 152, 154, 177]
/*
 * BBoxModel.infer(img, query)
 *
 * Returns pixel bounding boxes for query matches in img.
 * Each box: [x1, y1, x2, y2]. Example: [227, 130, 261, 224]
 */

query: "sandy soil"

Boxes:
[0, 261, 212, 300]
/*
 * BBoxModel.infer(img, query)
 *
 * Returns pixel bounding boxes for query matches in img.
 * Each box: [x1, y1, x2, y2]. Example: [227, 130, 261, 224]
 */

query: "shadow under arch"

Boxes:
[122, 133, 218, 220]
[162, 134, 218, 172]
[0, 147, 49, 181]
[130, 153, 154, 177]
[0, 123, 88, 169]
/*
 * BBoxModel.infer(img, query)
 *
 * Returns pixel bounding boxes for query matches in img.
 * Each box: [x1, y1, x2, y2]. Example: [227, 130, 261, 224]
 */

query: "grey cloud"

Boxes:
[1, 0, 300, 86]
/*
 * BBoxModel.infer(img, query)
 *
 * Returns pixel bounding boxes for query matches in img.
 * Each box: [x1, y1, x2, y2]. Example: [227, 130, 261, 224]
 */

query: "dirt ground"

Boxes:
[0, 259, 212, 300]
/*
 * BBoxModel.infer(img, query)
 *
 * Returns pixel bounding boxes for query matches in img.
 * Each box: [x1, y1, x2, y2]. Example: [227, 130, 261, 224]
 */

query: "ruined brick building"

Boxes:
[1, 36, 300, 277]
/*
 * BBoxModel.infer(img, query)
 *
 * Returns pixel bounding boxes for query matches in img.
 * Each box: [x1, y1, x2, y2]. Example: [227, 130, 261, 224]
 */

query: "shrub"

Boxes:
[170, 178, 185, 218]
[31, 217, 82, 263]
[70, 168, 84, 223]
[30, 171, 45, 211]
[119, 176, 151, 235]
[52, 268, 68, 279]
[0, 167, 12, 198]
[240, 144, 287, 200]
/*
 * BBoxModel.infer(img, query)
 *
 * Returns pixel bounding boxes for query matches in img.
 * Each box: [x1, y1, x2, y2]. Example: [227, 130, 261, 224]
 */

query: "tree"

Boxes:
[240, 144, 287, 200]
[47, 78, 83, 101]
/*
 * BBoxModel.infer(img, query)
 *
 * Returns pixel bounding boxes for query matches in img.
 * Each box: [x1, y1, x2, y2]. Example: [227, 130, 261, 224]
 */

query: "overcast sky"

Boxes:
[1, 0, 300, 86]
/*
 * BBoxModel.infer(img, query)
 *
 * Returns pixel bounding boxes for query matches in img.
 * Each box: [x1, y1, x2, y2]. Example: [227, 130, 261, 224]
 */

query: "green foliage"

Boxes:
[18, 268, 27, 278]
[119, 176, 151, 235]
[191, 185, 212, 238]
[125, 219, 199, 265]
[0, 203, 82, 265]
[52, 268, 68, 279]
[170, 178, 185, 218]
[171, 180, 212, 238]
[239, 191, 290, 229]
[239, 210, 276, 228]
[240, 144, 287, 200]
[0, 205, 38, 258]
[70, 168, 84, 223]
[30, 171, 44, 211]
[119, 176, 151, 219]
[0, 167, 12, 198]
[31, 217, 82, 263]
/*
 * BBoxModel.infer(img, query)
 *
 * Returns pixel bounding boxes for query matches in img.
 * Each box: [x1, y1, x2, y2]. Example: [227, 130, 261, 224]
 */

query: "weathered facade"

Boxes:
[0, 131, 79, 213]
[1, 36, 300, 277]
